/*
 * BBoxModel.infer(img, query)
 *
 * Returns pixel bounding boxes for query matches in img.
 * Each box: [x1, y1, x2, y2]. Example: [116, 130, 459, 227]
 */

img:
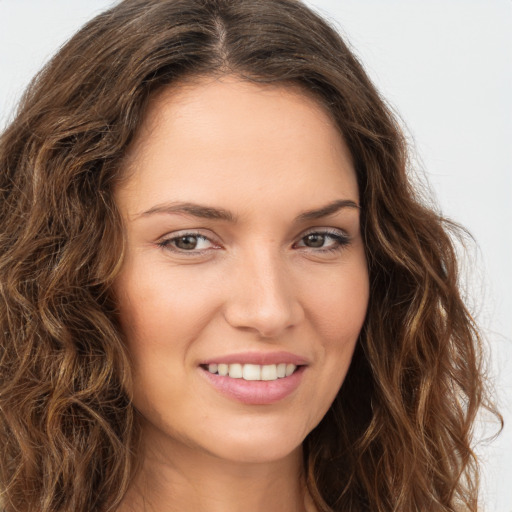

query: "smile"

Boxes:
[205, 363, 298, 381]
[200, 361, 306, 405]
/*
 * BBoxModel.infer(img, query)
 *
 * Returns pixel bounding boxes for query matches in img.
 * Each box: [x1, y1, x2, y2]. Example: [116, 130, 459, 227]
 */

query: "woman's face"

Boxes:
[114, 76, 369, 464]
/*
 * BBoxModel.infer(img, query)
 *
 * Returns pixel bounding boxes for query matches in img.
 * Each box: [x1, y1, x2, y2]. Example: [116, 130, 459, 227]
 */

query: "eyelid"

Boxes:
[299, 226, 348, 237]
[297, 227, 350, 241]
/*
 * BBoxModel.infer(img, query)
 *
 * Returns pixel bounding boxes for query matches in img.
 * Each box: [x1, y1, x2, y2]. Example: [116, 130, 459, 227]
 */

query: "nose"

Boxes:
[223, 249, 304, 338]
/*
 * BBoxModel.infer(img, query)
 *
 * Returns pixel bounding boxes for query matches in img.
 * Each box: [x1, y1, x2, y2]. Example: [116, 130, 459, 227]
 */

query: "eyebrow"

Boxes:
[136, 198, 360, 222]
[296, 199, 360, 221]
[137, 202, 236, 222]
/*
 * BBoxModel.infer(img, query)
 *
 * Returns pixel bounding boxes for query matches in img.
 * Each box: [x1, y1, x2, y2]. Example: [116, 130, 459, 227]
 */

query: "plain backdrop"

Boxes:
[0, 1, 511, 510]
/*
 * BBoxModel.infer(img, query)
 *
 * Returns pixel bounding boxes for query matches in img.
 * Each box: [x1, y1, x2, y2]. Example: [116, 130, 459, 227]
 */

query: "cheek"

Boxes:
[307, 258, 369, 343]
[114, 265, 212, 417]
[298, 252, 369, 419]
[116, 260, 221, 348]
[114, 259, 229, 416]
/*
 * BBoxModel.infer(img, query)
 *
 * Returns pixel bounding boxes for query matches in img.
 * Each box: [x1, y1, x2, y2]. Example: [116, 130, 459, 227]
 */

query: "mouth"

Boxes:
[200, 362, 300, 381]
[199, 360, 306, 405]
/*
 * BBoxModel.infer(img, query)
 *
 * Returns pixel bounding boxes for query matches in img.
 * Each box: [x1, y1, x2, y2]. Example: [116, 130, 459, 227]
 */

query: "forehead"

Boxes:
[118, 75, 358, 216]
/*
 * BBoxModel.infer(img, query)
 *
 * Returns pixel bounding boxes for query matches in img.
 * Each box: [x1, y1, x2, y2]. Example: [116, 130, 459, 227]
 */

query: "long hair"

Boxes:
[0, 1, 496, 510]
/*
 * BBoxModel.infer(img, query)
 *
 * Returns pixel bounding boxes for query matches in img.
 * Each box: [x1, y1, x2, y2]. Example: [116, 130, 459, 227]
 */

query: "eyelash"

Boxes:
[156, 229, 350, 255]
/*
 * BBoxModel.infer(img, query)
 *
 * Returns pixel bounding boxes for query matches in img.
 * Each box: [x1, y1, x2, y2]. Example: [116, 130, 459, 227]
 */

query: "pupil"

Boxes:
[176, 235, 197, 250]
[305, 234, 325, 248]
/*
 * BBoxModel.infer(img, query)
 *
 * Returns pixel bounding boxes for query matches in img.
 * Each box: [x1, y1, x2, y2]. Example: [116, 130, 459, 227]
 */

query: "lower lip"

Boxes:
[200, 366, 306, 405]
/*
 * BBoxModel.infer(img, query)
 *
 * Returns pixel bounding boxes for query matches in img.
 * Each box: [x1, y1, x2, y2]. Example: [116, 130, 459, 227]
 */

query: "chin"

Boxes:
[191, 415, 313, 465]
[209, 436, 303, 465]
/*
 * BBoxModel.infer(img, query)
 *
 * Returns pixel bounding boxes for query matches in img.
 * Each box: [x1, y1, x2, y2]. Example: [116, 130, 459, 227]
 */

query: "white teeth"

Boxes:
[285, 363, 296, 377]
[206, 363, 298, 381]
[228, 363, 243, 379]
[261, 364, 277, 381]
[242, 364, 261, 381]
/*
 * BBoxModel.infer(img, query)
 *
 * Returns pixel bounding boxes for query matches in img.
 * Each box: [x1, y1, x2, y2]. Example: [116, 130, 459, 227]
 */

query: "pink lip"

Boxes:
[200, 350, 309, 366]
[200, 365, 306, 405]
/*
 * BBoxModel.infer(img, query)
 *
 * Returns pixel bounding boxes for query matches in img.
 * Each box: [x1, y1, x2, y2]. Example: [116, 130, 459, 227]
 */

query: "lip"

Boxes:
[200, 350, 309, 366]
[200, 365, 306, 405]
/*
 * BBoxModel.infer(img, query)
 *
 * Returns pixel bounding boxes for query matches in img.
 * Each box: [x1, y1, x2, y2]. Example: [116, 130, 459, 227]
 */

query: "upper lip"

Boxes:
[200, 351, 309, 366]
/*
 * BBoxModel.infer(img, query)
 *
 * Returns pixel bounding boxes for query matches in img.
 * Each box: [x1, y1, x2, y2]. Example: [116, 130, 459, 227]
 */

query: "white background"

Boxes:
[0, 1, 510, 510]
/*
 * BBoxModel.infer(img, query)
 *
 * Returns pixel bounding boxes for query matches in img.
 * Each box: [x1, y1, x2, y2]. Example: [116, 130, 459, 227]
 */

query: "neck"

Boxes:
[117, 426, 314, 512]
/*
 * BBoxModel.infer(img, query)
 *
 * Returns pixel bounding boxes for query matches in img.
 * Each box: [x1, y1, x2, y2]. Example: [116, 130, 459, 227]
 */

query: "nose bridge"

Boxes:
[224, 244, 302, 337]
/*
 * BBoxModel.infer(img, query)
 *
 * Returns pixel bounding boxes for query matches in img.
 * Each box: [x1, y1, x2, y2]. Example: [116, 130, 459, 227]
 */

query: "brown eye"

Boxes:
[303, 233, 326, 248]
[175, 235, 199, 250]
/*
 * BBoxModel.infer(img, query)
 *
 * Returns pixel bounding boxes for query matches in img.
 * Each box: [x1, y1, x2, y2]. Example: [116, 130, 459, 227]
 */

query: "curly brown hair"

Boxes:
[0, 0, 498, 511]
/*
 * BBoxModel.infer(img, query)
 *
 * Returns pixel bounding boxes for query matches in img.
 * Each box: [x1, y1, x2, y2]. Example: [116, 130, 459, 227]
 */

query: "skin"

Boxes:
[114, 76, 369, 512]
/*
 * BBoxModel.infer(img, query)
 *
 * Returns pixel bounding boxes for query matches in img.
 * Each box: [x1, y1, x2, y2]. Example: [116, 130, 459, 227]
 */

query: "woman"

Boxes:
[0, 0, 497, 511]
